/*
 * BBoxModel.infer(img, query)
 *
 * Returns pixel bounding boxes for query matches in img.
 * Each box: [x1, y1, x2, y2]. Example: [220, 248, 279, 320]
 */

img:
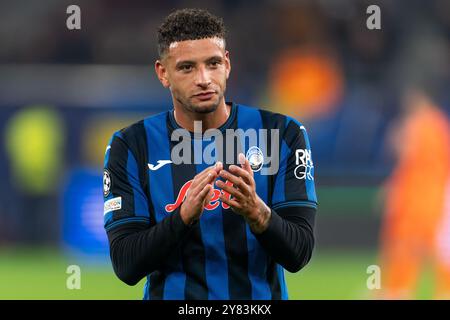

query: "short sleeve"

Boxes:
[103, 132, 150, 231]
[271, 118, 318, 211]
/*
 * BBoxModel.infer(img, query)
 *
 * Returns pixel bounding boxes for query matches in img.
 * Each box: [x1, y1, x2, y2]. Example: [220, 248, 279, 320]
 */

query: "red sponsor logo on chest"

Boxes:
[165, 179, 234, 212]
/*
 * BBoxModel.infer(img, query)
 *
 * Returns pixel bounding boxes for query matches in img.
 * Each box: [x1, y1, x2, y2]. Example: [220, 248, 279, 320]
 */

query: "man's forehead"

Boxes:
[167, 37, 225, 60]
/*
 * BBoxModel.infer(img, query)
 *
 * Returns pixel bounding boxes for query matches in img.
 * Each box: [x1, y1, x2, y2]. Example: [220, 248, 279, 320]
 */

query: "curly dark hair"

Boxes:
[157, 8, 226, 57]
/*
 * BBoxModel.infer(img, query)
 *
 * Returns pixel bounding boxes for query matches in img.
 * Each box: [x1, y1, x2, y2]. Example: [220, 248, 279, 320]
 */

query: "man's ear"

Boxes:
[155, 59, 170, 88]
[225, 50, 231, 80]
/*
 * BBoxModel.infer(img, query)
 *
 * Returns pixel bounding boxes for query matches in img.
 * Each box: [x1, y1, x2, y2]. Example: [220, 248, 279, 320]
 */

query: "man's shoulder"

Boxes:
[236, 103, 302, 130]
[110, 110, 168, 154]
[117, 110, 168, 140]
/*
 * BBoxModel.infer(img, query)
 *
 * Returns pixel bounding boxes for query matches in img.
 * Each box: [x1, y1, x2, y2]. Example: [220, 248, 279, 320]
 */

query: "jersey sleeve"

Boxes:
[103, 132, 151, 231]
[271, 118, 318, 214]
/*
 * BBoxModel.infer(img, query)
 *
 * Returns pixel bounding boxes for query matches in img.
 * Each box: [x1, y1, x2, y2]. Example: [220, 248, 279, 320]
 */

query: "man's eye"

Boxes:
[180, 65, 192, 71]
[209, 61, 220, 67]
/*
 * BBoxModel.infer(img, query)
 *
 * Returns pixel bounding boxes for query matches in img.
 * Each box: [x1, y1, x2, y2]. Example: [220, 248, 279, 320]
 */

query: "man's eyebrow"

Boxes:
[205, 56, 223, 63]
[175, 56, 223, 68]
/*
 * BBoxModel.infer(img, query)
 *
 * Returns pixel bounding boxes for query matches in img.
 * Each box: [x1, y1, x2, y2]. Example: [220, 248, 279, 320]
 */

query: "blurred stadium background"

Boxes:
[0, 0, 449, 299]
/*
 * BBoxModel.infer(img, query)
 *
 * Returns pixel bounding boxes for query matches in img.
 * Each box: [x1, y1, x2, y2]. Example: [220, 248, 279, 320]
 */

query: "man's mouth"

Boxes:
[193, 91, 216, 101]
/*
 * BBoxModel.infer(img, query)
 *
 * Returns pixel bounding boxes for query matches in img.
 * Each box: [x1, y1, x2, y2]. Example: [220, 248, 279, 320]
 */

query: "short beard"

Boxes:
[188, 102, 219, 114]
[177, 93, 223, 114]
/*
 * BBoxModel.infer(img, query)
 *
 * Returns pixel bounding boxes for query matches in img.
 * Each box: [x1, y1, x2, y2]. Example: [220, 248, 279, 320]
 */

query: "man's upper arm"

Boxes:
[271, 118, 317, 228]
[103, 132, 151, 232]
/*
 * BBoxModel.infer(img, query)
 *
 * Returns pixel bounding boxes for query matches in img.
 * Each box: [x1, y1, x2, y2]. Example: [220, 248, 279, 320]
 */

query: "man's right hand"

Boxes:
[179, 162, 223, 225]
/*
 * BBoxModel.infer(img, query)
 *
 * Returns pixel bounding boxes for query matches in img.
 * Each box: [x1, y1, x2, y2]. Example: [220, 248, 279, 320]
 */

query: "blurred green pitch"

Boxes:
[0, 248, 434, 299]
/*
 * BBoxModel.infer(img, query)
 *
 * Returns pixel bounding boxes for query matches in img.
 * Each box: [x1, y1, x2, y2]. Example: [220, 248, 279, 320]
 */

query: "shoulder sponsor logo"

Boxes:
[104, 197, 122, 215]
[294, 149, 314, 180]
[148, 160, 173, 171]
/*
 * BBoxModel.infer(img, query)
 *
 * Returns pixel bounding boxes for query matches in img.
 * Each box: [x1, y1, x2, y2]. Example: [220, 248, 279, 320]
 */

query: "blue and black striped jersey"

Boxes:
[103, 102, 317, 300]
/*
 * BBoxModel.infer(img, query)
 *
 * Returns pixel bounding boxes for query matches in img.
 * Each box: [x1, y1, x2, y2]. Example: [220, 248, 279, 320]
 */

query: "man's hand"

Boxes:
[216, 153, 271, 234]
[180, 162, 223, 226]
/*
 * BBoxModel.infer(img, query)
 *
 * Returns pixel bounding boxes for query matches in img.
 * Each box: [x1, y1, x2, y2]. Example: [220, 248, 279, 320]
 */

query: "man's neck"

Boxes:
[173, 99, 231, 132]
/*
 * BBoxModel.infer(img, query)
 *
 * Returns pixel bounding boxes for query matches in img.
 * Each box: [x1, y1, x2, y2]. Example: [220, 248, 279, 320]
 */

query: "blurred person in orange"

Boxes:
[379, 89, 450, 299]
[267, 47, 343, 120]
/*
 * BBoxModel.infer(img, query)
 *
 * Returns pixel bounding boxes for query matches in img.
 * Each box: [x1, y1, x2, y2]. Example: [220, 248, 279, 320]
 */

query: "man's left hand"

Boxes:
[216, 153, 271, 234]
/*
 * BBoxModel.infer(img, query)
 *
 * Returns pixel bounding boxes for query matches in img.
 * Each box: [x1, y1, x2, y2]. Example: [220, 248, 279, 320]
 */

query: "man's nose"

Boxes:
[194, 66, 211, 88]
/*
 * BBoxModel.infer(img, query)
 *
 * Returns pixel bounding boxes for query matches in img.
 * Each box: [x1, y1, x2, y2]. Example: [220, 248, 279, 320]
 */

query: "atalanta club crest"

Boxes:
[246, 146, 264, 172]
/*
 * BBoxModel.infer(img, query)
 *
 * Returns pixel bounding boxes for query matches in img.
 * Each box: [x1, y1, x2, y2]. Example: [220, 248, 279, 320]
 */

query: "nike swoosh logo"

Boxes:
[148, 160, 173, 171]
